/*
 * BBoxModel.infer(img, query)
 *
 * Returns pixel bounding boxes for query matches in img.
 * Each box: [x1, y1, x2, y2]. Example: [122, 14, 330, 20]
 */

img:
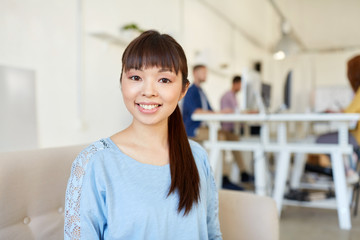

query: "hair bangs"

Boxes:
[122, 34, 183, 75]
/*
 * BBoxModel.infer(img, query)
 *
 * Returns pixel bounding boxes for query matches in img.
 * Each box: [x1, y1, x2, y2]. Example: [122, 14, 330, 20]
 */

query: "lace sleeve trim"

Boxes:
[64, 139, 109, 239]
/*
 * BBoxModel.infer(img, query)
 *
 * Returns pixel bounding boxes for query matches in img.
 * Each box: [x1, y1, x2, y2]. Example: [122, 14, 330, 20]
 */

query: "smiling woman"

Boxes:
[121, 67, 185, 125]
[64, 30, 222, 240]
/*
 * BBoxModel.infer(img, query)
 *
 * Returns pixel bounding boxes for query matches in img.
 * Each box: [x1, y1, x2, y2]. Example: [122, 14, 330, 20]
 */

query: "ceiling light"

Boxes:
[273, 51, 285, 60]
[273, 21, 300, 60]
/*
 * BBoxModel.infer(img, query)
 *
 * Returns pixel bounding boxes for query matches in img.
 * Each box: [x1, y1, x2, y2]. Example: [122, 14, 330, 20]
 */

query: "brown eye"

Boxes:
[130, 76, 141, 81]
[159, 78, 171, 83]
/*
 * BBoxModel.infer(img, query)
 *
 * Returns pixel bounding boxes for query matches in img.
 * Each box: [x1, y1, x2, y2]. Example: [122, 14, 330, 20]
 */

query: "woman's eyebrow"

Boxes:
[127, 67, 143, 72]
[158, 68, 174, 73]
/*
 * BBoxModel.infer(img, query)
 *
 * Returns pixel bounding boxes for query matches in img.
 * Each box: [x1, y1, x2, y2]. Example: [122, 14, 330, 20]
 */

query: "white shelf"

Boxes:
[88, 31, 130, 47]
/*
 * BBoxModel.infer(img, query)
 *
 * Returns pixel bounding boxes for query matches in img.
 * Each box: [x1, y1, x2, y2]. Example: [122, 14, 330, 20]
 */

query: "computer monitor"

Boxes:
[275, 70, 292, 113]
[261, 83, 271, 109]
[284, 70, 292, 109]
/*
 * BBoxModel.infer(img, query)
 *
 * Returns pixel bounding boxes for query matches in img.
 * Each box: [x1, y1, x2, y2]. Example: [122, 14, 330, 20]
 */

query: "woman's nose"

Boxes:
[142, 80, 158, 97]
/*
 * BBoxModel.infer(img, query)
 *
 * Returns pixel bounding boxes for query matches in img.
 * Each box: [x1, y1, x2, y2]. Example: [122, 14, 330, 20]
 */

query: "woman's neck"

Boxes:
[111, 121, 170, 166]
[126, 121, 168, 149]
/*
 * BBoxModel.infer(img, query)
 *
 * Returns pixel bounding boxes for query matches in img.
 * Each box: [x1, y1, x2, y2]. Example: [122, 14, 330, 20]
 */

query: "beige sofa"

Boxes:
[0, 145, 279, 240]
[0, 145, 86, 240]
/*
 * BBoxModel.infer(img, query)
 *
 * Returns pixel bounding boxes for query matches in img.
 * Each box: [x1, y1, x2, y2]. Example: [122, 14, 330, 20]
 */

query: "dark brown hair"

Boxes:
[232, 75, 242, 84]
[121, 30, 200, 215]
[347, 55, 360, 92]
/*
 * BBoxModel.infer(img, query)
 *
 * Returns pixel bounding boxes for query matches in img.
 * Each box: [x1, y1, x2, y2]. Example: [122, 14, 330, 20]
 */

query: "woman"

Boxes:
[316, 55, 360, 179]
[64, 30, 222, 239]
[345, 55, 360, 146]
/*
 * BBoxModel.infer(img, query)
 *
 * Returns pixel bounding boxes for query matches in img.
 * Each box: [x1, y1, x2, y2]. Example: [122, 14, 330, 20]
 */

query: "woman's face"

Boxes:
[121, 66, 187, 127]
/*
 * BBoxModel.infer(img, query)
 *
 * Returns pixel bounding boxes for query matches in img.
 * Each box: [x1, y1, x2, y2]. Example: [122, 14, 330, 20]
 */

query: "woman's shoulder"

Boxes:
[188, 139, 211, 172]
[188, 139, 206, 155]
[72, 138, 114, 169]
[345, 88, 360, 113]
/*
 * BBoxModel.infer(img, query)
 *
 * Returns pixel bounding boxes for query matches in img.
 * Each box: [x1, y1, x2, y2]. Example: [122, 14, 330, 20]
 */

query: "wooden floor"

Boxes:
[280, 205, 360, 240]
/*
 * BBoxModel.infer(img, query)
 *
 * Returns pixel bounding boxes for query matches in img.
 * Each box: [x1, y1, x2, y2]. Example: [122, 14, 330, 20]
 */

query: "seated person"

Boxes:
[316, 55, 360, 183]
[182, 65, 244, 190]
[220, 75, 254, 182]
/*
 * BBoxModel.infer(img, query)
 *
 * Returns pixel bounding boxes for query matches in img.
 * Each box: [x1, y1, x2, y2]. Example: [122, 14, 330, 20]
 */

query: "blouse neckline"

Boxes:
[105, 137, 170, 170]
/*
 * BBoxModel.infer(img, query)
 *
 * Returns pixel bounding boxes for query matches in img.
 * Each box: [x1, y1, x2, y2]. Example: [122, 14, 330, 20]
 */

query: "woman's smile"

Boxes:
[137, 102, 162, 113]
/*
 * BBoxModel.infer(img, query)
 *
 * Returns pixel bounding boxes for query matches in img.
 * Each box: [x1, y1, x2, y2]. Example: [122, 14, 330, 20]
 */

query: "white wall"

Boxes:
[0, 0, 79, 148]
[0, 0, 266, 150]
[1, 0, 358, 150]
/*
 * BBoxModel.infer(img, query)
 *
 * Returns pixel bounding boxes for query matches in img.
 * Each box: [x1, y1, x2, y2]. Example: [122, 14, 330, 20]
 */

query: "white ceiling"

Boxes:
[203, 0, 360, 53]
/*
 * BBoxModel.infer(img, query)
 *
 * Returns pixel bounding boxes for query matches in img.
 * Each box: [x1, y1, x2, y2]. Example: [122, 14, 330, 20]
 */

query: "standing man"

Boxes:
[182, 64, 213, 141]
[220, 75, 254, 182]
[182, 65, 244, 190]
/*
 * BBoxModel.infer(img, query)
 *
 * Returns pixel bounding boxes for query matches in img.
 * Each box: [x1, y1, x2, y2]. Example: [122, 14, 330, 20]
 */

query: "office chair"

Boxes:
[218, 189, 279, 240]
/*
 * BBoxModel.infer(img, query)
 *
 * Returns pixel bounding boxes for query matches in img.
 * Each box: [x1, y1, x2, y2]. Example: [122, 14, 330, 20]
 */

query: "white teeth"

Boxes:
[139, 104, 159, 110]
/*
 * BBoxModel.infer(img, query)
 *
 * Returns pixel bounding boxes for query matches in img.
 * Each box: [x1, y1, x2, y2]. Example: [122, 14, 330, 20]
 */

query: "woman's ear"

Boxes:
[179, 81, 190, 101]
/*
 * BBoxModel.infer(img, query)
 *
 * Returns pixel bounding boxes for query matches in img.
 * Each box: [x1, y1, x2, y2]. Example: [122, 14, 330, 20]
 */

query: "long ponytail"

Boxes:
[168, 105, 200, 215]
[120, 30, 199, 215]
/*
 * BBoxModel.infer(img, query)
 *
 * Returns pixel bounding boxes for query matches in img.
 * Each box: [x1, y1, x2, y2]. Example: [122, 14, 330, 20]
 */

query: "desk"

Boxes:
[192, 113, 360, 230]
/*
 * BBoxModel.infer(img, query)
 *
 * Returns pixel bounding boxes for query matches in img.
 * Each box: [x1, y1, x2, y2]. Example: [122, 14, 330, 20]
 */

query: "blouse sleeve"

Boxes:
[202, 151, 223, 240]
[64, 146, 106, 240]
[345, 88, 360, 113]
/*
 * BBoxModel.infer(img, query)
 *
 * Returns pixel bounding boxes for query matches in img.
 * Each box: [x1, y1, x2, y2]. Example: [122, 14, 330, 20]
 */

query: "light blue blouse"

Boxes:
[64, 138, 222, 240]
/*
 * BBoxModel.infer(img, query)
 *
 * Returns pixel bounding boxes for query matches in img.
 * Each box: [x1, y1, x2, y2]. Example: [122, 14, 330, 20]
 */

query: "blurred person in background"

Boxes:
[316, 54, 360, 183]
[182, 65, 244, 190]
[220, 75, 254, 182]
